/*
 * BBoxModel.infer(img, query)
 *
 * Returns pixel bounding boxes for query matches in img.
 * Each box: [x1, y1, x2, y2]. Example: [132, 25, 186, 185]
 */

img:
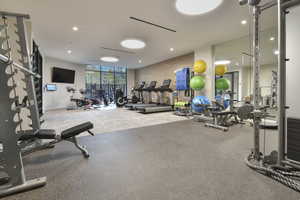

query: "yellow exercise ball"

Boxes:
[193, 60, 207, 74]
[215, 65, 228, 76]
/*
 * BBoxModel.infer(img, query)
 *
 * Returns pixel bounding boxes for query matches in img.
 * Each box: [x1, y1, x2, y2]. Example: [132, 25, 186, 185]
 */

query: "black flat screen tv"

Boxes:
[52, 67, 75, 84]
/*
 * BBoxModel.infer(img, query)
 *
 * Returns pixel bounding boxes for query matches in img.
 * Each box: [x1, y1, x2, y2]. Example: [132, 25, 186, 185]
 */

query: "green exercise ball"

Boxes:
[190, 76, 205, 90]
[216, 78, 230, 91]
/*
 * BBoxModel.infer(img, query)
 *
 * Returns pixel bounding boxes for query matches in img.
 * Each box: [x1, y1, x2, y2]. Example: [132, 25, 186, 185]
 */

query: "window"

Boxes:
[85, 65, 127, 102]
[85, 70, 101, 98]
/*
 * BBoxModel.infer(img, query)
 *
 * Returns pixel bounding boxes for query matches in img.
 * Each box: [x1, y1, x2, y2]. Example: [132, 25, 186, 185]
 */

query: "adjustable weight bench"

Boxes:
[205, 111, 237, 131]
[19, 122, 94, 158]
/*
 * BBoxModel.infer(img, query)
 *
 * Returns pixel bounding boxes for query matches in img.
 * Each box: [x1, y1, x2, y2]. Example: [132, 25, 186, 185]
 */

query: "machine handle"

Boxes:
[87, 130, 95, 136]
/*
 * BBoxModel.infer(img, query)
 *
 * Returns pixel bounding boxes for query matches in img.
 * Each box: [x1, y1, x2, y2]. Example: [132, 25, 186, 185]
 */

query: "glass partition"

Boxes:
[85, 65, 127, 102]
[213, 26, 277, 105]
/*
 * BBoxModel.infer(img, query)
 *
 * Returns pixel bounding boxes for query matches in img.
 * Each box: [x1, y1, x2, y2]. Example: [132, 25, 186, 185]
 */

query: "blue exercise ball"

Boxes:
[215, 95, 230, 109]
[192, 96, 211, 113]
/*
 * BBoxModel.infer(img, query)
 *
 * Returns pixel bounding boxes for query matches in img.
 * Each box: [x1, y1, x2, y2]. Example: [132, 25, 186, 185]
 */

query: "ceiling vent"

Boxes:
[101, 47, 136, 55]
[129, 17, 176, 33]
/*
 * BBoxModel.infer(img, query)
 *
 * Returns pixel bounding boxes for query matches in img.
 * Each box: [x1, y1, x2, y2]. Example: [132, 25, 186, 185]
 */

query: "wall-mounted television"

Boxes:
[52, 67, 75, 84]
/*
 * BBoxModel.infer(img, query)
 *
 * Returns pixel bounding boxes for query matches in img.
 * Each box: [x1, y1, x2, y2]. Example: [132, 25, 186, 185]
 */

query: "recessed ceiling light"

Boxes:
[175, 0, 223, 16]
[241, 20, 247, 25]
[72, 26, 79, 31]
[121, 39, 146, 49]
[100, 56, 119, 63]
[67, 50, 72, 54]
[274, 50, 279, 55]
[215, 60, 231, 65]
[138, 59, 142, 63]
[270, 37, 275, 41]
[170, 48, 174, 52]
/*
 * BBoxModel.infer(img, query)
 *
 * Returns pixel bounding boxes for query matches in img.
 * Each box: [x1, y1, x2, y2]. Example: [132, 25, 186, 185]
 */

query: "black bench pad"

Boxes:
[212, 111, 237, 116]
[61, 122, 94, 140]
[19, 129, 56, 141]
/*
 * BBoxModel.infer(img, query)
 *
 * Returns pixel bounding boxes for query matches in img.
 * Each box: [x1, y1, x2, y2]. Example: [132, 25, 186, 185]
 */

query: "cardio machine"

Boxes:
[125, 81, 157, 110]
[136, 79, 174, 113]
[116, 81, 145, 107]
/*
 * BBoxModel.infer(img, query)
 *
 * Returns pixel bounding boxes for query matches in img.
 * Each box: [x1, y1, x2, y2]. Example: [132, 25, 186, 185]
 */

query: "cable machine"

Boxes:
[239, 0, 300, 192]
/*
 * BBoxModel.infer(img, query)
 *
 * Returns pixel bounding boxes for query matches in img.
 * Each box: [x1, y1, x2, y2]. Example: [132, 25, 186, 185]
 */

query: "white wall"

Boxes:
[43, 57, 86, 111]
[286, 5, 300, 118]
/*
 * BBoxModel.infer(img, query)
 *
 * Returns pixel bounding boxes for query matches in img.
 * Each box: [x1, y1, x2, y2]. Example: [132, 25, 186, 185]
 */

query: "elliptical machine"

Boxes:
[116, 82, 145, 107]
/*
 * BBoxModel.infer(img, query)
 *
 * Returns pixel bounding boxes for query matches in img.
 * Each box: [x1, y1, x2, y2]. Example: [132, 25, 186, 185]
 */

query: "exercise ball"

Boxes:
[190, 76, 205, 90]
[215, 95, 230, 109]
[194, 60, 207, 74]
[216, 78, 230, 91]
[192, 96, 211, 113]
[215, 65, 228, 76]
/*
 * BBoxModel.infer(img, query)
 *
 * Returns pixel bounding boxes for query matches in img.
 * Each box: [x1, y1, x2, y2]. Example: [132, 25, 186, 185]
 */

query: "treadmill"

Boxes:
[137, 79, 174, 114]
[125, 81, 157, 110]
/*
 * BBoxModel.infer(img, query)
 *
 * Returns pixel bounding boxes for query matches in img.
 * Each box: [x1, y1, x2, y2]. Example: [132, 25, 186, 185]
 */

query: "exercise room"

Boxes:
[1, 0, 300, 199]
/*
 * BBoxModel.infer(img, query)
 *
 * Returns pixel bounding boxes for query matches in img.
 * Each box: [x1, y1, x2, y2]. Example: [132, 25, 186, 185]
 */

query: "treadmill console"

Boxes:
[148, 81, 157, 89]
[161, 79, 171, 89]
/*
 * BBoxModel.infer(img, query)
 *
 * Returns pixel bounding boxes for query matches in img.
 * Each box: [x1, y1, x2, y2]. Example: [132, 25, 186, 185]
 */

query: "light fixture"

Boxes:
[121, 39, 146, 49]
[138, 59, 142, 63]
[241, 20, 247, 25]
[67, 50, 72, 54]
[215, 60, 231, 65]
[274, 50, 279, 55]
[72, 26, 79, 31]
[100, 56, 119, 63]
[175, 0, 223, 16]
[170, 48, 174, 52]
[270, 37, 275, 41]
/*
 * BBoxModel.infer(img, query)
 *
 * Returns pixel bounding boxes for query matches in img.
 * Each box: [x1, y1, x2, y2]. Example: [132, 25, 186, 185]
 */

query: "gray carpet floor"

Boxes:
[4, 120, 300, 200]
[42, 108, 187, 136]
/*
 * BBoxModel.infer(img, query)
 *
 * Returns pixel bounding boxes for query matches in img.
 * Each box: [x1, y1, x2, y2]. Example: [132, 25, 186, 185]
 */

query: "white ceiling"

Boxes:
[0, 0, 277, 68]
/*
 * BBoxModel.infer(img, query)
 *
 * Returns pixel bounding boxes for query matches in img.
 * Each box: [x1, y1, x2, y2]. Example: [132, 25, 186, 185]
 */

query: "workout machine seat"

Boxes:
[18, 122, 94, 140]
[18, 122, 94, 158]
[61, 122, 94, 139]
[19, 129, 56, 141]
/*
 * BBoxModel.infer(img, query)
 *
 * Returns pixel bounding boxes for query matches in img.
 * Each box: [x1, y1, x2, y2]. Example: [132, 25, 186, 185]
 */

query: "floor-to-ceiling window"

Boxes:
[85, 65, 127, 102]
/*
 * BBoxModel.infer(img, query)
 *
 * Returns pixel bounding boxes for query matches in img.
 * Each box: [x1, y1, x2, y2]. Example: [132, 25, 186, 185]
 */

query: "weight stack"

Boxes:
[32, 41, 43, 117]
[287, 117, 300, 163]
